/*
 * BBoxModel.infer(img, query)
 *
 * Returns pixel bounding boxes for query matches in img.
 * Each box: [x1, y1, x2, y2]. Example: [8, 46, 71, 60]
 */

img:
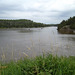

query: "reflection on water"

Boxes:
[0, 27, 75, 62]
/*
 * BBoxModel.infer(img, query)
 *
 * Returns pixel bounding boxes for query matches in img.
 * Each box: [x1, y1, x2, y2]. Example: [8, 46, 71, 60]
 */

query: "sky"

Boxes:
[0, 0, 75, 24]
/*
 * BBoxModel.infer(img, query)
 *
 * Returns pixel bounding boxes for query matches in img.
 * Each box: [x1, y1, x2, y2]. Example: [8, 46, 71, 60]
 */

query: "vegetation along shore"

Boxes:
[0, 19, 57, 28]
[0, 54, 75, 75]
[58, 16, 75, 34]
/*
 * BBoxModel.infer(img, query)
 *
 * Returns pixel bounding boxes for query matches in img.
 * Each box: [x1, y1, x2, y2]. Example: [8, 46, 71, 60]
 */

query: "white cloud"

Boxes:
[0, 0, 75, 24]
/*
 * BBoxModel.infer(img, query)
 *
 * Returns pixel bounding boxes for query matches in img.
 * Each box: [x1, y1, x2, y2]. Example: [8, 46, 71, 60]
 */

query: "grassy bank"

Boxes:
[0, 54, 75, 75]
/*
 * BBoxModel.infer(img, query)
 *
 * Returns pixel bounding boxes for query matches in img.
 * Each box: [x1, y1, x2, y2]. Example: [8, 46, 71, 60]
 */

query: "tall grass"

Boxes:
[0, 54, 75, 75]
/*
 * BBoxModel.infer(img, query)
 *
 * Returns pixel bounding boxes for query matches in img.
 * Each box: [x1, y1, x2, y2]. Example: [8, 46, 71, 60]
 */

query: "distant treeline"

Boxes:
[58, 16, 75, 30]
[47, 24, 57, 26]
[0, 19, 47, 28]
[0, 19, 57, 28]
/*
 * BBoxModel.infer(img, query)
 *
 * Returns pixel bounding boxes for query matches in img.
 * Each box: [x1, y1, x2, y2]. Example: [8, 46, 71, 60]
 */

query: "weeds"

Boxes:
[0, 54, 75, 75]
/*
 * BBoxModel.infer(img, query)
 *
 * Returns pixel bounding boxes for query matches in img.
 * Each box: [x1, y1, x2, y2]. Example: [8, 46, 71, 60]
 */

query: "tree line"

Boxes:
[0, 19, 47, 28]
[58, 16, 75, 30]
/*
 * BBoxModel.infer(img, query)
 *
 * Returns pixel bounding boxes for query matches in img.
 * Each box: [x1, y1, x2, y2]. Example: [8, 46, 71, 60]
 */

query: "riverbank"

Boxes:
[58, 25, 75, 34]
[58, 16, 75, 34]
[0, 54, 75, 75]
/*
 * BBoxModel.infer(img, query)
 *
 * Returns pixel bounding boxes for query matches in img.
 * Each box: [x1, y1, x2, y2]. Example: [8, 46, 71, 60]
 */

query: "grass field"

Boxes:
[0, 54, 75, 75]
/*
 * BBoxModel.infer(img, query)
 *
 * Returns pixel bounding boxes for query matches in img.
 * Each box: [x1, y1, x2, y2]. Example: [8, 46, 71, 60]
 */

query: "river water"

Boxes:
[0, 27, 75, 62]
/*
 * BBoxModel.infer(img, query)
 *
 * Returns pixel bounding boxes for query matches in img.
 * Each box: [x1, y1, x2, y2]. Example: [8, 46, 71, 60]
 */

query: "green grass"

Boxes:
[0, 54, 75, 75]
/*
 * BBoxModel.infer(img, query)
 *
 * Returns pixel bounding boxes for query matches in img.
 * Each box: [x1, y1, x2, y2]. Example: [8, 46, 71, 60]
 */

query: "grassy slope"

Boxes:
[0, 54, 75, 75]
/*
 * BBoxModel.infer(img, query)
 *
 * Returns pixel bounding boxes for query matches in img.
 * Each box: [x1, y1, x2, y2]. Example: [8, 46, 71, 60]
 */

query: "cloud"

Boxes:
[0, 0, 75, 24]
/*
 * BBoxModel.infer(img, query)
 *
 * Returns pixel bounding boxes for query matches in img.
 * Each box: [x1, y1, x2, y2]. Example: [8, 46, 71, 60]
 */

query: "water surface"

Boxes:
[0, 27, 75, 62]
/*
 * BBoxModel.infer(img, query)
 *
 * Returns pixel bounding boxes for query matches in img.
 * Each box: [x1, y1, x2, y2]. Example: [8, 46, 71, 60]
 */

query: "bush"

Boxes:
[0, 54, 75, 75]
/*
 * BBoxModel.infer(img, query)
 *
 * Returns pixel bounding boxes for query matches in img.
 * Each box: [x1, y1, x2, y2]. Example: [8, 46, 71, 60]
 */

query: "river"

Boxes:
[0, 27, 75, 62]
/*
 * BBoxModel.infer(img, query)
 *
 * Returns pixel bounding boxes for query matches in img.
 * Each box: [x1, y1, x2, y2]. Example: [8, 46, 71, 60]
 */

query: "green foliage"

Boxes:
[0, 54, 75, 75]
[58, 16, 75, 30]
[0, 19, 46, 28]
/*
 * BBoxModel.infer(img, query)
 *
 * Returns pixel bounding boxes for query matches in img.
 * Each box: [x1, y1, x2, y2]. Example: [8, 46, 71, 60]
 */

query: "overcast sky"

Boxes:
[0, 0, 75, 24]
